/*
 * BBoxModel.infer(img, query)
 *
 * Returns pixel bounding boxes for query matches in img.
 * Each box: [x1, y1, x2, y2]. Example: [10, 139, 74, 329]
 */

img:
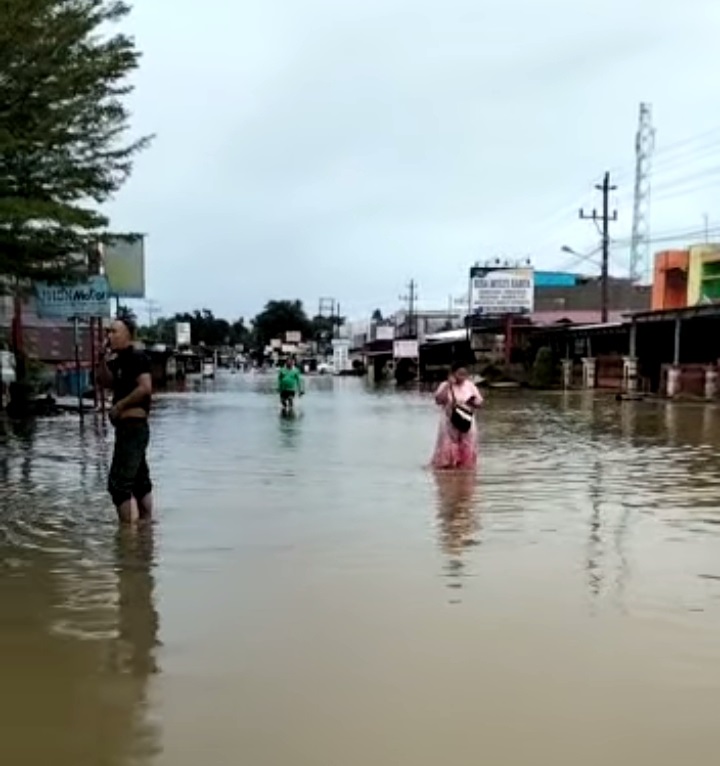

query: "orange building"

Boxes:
[652, 250, 689, 310]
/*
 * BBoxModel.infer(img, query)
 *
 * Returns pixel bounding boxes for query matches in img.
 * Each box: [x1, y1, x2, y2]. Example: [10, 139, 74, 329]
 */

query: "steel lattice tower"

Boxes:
[629, 103, 655, 283]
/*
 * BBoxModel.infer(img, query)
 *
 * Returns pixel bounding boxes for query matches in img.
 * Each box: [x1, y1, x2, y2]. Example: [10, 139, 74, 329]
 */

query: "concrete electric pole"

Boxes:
[580, 172, 618, 323]
[399, 280, 418, 338]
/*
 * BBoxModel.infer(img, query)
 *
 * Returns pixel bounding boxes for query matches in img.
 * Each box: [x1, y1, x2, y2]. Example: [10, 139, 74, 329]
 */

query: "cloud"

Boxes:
[109, 0, 720, 318]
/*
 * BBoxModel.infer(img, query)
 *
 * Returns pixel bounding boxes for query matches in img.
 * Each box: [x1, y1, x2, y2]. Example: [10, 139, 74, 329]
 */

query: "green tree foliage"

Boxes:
[140, 310, 250, 348]
[230, 318, 251, 348]
[173, 310, 230, 347]
[0, 0, 152, 283]
[252, 300, 312, 348]
[141, 303, 345, 353]
[116, 303, 137, 326]
[530, 346, 557, 389]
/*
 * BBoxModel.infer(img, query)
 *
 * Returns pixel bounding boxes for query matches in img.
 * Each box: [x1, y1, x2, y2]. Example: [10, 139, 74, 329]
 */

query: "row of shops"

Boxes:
[357, 303, 720, 398]
[538, 303, 720, 398]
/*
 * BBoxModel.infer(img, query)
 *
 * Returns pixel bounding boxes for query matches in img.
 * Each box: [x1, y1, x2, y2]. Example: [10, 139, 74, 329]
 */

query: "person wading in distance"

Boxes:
[278, 356, 304, 413]
[98, 317, 154, 524]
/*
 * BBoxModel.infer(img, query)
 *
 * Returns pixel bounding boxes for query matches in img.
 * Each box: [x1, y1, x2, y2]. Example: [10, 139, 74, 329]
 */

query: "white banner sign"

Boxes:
[103, 236, 146, 299]
[175, 322, 191, 347]
[394, 340, 419, 359]
[470, 267, 534, 316]
[375, 325, 395, 341]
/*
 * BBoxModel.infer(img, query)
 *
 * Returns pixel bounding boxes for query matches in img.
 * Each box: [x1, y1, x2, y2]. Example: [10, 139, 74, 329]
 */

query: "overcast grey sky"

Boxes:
[109, 0, 720, 321]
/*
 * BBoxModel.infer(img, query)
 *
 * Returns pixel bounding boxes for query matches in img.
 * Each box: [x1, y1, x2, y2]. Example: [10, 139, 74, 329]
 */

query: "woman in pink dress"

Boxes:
[431, 362, 483, 471]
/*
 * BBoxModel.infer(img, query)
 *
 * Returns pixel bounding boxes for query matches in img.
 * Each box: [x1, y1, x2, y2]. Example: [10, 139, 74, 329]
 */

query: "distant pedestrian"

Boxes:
[100, 317, 154, 524]
[278, 357, 304, 413]
[431, 362, 483, 470]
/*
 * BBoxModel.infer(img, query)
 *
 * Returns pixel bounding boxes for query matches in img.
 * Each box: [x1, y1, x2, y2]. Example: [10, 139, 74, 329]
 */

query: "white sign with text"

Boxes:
[470, 267, 534, 316]
[394, 340, 419, 359]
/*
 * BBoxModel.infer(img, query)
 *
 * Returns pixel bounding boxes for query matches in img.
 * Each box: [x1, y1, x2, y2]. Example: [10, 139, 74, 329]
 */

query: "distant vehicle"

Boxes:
[317, 362, 335, 375]
[202, 361, 215, 379]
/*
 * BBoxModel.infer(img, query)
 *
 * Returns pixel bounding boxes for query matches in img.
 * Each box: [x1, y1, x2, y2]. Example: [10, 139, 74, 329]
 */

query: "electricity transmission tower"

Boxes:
[629, 102, 655, 283]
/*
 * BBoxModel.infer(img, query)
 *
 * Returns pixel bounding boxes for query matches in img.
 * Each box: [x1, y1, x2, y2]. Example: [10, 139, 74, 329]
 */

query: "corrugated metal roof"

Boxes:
[530, 310, 626, 326]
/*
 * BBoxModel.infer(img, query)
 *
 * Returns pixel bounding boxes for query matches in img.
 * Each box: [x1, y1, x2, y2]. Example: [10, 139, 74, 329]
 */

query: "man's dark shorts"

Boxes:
[280, 390, 295, 406]
[108, 419, 152, 506]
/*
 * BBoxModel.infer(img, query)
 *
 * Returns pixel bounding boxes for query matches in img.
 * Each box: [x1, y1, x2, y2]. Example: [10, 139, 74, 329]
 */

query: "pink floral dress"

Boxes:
[431, 379, 482, 470]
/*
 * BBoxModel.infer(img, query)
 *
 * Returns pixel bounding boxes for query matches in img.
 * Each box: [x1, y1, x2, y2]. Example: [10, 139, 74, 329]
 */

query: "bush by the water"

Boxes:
[530, 347, 557, 388]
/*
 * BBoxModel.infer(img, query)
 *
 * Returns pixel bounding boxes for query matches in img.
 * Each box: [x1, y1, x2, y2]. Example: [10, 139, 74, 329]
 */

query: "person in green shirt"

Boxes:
[278, 357, 304, 412]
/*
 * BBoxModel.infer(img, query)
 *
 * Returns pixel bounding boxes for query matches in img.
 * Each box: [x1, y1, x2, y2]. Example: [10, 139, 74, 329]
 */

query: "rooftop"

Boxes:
[630, 303, 720, 323]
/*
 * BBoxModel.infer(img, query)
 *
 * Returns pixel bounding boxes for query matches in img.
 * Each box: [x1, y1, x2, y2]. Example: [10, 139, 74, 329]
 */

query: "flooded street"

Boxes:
[3, 376, 720, 765]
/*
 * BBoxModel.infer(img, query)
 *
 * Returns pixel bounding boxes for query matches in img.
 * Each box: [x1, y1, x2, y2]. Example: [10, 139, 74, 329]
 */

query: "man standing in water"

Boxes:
[278, 357, 304, 413]
[100, 317, 154, 524]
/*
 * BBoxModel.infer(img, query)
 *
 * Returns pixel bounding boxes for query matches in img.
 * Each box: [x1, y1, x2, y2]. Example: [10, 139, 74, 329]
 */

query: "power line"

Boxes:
[614, 220, 720, 245]
[613, 226, 720, 248]
[537, 121, 720, 243]
[612, 124, 720, 183]
[651, 170, 720, 204]
[650, 141, 720, 176]
[552, 221, 720, 273]
[558, 242, 628, 274]
[652, 124, 720, 159]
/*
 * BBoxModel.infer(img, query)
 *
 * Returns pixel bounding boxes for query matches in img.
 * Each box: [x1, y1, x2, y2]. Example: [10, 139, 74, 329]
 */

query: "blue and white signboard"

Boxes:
[35, 275, 111, 319]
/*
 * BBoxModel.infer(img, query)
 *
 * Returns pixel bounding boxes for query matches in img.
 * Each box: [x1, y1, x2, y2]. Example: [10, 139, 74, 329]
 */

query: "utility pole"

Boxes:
[399, 279, 418, 338]
[334, 302, 341, 339]
[317, 298, 336, 358]
[318, 297, 335, 318]
[145, 299, 161, 327]
[580, 172, 617, 323]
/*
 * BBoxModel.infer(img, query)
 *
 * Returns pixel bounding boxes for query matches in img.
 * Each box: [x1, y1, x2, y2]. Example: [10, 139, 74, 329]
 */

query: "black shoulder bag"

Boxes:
[449, 384, 474, 433]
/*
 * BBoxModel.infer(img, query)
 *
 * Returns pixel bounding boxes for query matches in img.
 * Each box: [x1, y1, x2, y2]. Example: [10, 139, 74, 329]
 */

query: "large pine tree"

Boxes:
[0, 0, 151, 393]
[0, 0, 151, 278]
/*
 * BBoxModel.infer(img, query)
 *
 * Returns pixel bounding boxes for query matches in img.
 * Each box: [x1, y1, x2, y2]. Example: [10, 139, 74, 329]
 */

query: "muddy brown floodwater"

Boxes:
[3, 376, 720, 765]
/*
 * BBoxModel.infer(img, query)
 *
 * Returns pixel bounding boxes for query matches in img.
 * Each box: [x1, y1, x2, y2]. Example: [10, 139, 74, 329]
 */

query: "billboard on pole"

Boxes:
[375, 325, 395, 341]
[394, 339, 419, 359]
[175, 322, 191, 347]
[469, 266, 534, 316]
[35, 276, 111, 319]
[103, 235, 146, 298]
